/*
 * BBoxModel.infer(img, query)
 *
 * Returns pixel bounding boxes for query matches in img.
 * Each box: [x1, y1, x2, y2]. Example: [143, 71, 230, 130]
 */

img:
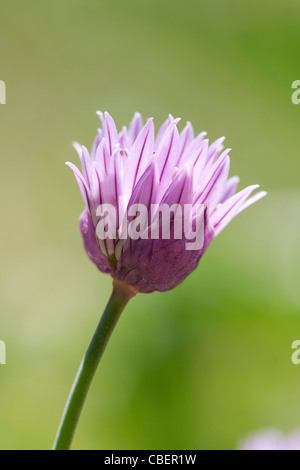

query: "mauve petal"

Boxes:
[194, 149, 230, 208]
[220, 175, 240, 203]
[127, 161, 157, 211]
[92, 161, 104, 207]
[91, 129, 103, 159]
[126, 162, 157, 233]
[104, 148, 124, 215]
[154, 114, 178, 151]
[79, 146, 104, 220]
[72, 141, 82, 160]
[191, 139, 209, 184]
[211, 184, 260, 236]
[237, 190, 267, 215]
[66, 162, 91, 210]
[128, 112, 144, 145]
[80, 146, 94, 188]
[115, 162, 157, 260]
[118, 126, 130, 150]
[79, 209, 112, 274]
[176, 121, 194, 165]
[161, 167, 193, 208]
[207, 136, 225, 162]
[132, 118, 155, 185]
[155, 123, 180, 198]
[96, 111, 104, 124]
[94, 137, 109, 175]
[123, 119, 155, 199]
[200, 154, 230, 212]
[180, 131, 207, 166]
[146, 169, 193, 246]
[102, 111, 119, 155]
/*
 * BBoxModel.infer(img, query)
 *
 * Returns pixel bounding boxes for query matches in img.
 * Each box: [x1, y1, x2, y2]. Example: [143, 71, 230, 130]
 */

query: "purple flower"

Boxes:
[238, 428, 300, 451]
[67, 112, 266, 293]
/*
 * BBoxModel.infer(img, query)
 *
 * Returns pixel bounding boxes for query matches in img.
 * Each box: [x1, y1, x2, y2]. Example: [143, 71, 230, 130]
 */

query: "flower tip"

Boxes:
[236, 188, 267, 216]
[247, 184, 260, 193]
[96, 111, 104, 122]
[144, 117, 154, 127]
[254, 188, 267, 198]
[168, 114, 181, 126]
[185, 120, 193, 128]
[72, 140, 82, 155]
[104, 110, 113, 119]
[260, 190, 268, 198]
[81, 144, 90, 155]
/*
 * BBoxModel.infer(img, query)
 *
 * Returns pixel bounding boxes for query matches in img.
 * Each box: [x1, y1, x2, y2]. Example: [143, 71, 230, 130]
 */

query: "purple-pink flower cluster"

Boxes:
[67, 112, 266, 293]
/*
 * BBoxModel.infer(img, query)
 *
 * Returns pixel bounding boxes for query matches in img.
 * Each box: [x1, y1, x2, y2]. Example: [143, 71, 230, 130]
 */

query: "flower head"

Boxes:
[67, 112, 266, 293]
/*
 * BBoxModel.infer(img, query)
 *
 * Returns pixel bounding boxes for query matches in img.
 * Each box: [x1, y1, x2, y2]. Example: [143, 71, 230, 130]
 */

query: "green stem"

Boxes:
[53, 279, 136, 450]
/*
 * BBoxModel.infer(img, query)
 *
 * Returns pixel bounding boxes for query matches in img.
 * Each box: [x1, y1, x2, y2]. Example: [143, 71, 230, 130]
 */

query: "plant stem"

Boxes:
[53, 278, 136, 450]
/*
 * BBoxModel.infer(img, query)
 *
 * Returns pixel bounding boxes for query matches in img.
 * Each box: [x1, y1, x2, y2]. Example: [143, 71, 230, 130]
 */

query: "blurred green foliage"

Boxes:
[0, 0, 300, 450]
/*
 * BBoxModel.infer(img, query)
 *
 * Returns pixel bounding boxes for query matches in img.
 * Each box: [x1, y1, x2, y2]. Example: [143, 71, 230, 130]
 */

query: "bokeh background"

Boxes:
[1, 0, 300, 450]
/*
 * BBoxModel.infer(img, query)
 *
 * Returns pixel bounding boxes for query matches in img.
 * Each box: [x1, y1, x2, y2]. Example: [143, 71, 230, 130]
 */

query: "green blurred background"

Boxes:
[1, 0, 300, 450]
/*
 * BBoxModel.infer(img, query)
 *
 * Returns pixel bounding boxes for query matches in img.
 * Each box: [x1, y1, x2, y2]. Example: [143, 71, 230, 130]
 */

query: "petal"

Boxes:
[96, 111, 104, 124]
[236, 190, 267, 214]
[79, 209, 112, 273]
[192, 139, 209, 184]
[194, 149, 231, 209]
[211, 184, 261, 236]
[154, 114, 179, 151]
[115, 162, 158, 259]
[94, 137, 110, 175]
[128, 112, 144, 145]
[102, 111, 119, 155]
[123, 118, 155, 199]
[80, 146, 94, 189]
[176, 121, 194, 165]
[220, 175, 240, 203]
[104, 147, 124, 212]
[127, 161, 157, 210]
[155, 122, 180, 198]
[150, 168, 193, 242]
[91, 129, 103, 159]
[161, 167, 193, 208]
[66, 162, 91, 210]
[72, 141, 82, 160]
[93, 161, 104, 206]
[207, 136, 225, 161]
[118, 125, 130, 150]
[180, 131, 207, 165]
